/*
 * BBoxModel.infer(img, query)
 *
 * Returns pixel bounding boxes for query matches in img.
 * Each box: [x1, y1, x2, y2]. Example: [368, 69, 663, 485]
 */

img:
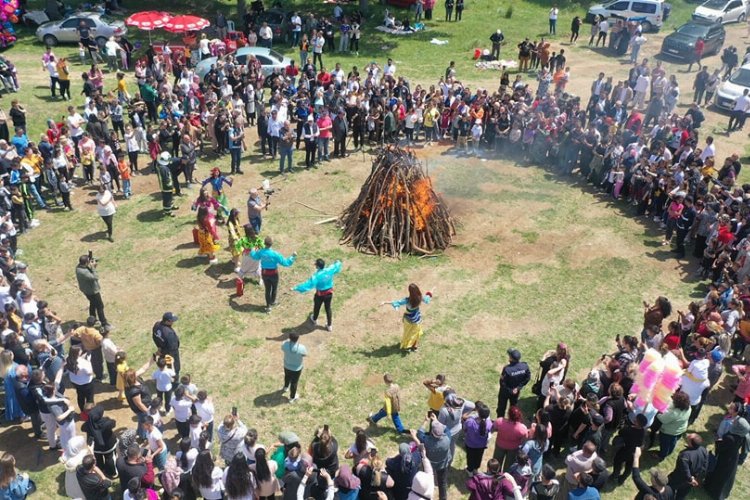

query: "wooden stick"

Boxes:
[295, 201, 328, 214]
[315, 217, 338, 225]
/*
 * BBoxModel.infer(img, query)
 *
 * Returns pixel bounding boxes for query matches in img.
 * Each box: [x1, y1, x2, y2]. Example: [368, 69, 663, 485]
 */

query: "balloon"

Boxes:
[2, 4, 13, 14]
[9, 14, 16, 23]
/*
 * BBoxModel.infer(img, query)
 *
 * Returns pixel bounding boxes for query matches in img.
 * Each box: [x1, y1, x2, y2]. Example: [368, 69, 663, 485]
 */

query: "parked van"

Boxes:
[587, 0, 672, 32]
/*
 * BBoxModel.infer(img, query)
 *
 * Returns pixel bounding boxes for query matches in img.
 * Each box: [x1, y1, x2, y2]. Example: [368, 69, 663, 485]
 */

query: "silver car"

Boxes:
[195, 46, 292, 81]
[35, 12, 128, 47]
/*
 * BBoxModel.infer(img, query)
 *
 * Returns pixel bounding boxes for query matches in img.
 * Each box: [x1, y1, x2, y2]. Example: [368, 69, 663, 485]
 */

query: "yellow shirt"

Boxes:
[21, 155, 43, 176]
[424, 108, 439, 128]
[428, 388, 446, 412]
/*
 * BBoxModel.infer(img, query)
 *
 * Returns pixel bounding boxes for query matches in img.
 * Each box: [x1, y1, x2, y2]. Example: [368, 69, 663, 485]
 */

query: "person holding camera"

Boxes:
[76, 254, 109, 328]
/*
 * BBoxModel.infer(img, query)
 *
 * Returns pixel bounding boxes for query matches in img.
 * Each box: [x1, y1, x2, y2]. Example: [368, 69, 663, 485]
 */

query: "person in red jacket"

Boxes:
[688, 38, 705, 72]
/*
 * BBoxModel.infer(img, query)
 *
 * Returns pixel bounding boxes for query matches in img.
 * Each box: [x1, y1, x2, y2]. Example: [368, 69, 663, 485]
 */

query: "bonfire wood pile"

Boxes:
[340, 147, 455, 257]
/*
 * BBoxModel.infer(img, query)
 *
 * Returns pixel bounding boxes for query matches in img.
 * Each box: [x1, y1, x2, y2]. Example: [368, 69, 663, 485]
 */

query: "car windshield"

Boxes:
[268, 50, 284, 62]
[729, 68, 750, 87]
[675, 24, 708, 36]
[701, 0, 727, 8]
[99, 14, 117, 24]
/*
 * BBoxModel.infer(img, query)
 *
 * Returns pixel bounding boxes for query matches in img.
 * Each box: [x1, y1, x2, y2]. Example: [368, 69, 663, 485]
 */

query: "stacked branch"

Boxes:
[340, 146, 456, 257]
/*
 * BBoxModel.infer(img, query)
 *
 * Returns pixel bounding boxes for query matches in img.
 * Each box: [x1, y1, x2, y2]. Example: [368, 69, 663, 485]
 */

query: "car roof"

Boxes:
[234, 46, 275, 57]
[65, 12, 102, 19]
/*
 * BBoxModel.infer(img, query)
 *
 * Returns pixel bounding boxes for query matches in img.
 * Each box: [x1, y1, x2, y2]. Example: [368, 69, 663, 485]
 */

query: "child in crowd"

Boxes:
[114, 351, 129, 401]
[148, 397, 164, 432]
[194, 390, 215, 439]
[152, 356, 175, 409]
[100, 326, 118, 388]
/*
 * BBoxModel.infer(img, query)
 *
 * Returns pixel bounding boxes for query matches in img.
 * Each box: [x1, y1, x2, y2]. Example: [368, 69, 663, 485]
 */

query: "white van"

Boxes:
[587, 0, 672, 32]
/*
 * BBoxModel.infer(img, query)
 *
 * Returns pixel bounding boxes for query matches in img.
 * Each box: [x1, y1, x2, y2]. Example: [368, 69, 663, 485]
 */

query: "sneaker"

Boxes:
[281, 386, 289, 393]
[366, 413, 375, 425]
[326, 325, 333, 332]
[652, 216, 661, 222]
[289, 396, 300, 403]
[308, 314, 317, 326]
[209, 258, 219, 264]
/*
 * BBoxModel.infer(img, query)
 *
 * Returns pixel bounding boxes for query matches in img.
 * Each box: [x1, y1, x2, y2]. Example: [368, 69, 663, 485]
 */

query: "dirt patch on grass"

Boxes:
[463, 314, 542, 341]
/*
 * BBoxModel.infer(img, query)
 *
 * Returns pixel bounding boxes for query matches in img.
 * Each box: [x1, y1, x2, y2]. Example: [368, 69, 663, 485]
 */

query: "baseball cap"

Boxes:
[507, 348, 521, 361]
[162, 312, 179, 322]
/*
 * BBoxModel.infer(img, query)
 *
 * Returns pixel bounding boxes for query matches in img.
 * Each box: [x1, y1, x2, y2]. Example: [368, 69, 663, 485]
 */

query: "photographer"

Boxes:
[75, 254, 109, 327]
[246, 188, 267, 234]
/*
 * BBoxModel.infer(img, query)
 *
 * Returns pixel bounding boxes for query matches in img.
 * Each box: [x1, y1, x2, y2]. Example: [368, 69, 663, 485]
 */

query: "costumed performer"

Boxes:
[251, 236, 296, 313]
[196, 206, 221, 264]
[235, 224, 264, 280]
[292, 259, 343, 332]
[382, 283, 433, 352]
[201, 167, 232, 220]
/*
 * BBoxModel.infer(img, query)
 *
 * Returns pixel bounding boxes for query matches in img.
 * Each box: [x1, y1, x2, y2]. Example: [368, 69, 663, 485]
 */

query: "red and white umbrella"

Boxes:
[163, 15, 211, 33]
[125, 11, 172, 30]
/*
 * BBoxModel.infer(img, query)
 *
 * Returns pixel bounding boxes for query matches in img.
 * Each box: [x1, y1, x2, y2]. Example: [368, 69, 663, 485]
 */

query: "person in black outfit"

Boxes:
[116, 444, 154, 497]
[599, 382, 626, 454]
[332, 109, 348, 158]
[667, 433, 708, 500]
[673, 197, 696, 259]
[612, 413, 647, 484]
[496, 348, 531, 418]
[631, 447, 675, 500]
[76, 454, 112, 500]
[454, 0, 464, 20]
[82, 405, 118, 477]
[152, 312, 181, 378]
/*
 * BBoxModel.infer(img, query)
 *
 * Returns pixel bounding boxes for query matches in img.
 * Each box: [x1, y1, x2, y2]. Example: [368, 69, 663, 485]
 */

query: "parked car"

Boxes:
[254, 9, 288, 43]
[659, 20, 725, 60]
[715, 63, 750, 110]
[194, 46, 292, 82]
[693, 0, 747, 24]
[35, 12, 127, 47]
[587, 0, 671, 32]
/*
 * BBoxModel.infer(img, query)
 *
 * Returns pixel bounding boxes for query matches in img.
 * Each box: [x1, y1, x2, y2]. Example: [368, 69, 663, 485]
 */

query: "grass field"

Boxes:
[1, 0, 749, 499]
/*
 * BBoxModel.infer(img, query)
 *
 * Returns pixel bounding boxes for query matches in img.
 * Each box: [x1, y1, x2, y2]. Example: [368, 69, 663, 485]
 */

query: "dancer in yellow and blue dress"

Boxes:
[292, 259, 343, 332]
[382, 283, 434, 352]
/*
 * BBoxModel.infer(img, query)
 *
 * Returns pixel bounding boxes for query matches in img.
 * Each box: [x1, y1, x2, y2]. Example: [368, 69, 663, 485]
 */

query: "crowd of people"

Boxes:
[2, 2, 750, 500]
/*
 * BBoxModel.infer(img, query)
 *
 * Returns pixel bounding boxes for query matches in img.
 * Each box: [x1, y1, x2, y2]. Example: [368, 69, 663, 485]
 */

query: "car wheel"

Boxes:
[95, 36, 107, 48]
[641, 21, 653, 32]
[740, 14, 746, 23]
[42, 34, 58, 47]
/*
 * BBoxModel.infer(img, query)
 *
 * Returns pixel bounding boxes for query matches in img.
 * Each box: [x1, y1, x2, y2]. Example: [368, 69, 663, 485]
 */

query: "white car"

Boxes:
[35, 12, 127, 47]
[715, 63, 750, 110]
[195, 46, 292, 81]
[693, 0, 748, 24]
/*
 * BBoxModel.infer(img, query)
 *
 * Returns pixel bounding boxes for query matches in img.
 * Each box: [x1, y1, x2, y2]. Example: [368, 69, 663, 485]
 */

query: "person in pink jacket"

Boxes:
[732, 363, 750, 403]
[492, 405, 528, 472]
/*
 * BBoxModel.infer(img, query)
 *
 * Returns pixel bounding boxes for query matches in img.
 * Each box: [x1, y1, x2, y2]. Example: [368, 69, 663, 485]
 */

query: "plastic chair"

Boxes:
[227, 20, 236, 32]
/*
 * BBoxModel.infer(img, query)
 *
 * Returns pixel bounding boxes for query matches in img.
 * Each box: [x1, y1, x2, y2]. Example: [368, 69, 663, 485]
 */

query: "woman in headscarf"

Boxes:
[382, 283, 434, 352]
[334, 464, 361, 500]
[61, 435, 89, 498]
[0, 350, 24, 421]
[82, 404, 117, 477]
[704, 417, 750, 500]
[385, 443, 422, 500]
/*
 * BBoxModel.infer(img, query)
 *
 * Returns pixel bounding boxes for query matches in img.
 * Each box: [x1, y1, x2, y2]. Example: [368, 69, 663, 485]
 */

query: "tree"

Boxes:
[360, 0, 369, 17]
[238, 0, 247, 21]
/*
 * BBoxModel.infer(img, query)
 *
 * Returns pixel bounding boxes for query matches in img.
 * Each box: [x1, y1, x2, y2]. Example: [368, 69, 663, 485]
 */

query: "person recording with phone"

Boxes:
[75, 253, 109, 328]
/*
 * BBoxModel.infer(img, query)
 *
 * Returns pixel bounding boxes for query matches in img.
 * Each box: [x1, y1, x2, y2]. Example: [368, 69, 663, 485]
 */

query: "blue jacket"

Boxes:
[294, 261, 342, 293]
[250, 247, 296, 270]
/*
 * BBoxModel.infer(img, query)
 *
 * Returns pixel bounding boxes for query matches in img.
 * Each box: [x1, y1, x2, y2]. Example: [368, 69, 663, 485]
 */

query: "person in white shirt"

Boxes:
[144, 416, 168, 469]
[152, 357, 175, 409]
[313, 33, 325, 68]
[331, 63, 345, 88]
[259, 22, 274, 49]
[384, 58, 397, 80]
[192, 450, 225, 500]
[267, 109, 283, 159]
[596, 19, 609, 47]
[291, 12, 302, 47]
[45, 56, 59, 98]
[728, 88, 750, 132]
[549, 6, 558, 35]
[633, 71, 651, 110]
[104, 37, 120, 72]
[176, 436, 199, 471]
[95, 185, 116, 242]
[699, 136, 716, 163]
[199, 33, 211, 60]
[100, 327, 118, 387]
[195, 390, 216, 438]
[64, 346, 94, 412]
[67, 106, 86, 158]
[171, 385, 195, 438]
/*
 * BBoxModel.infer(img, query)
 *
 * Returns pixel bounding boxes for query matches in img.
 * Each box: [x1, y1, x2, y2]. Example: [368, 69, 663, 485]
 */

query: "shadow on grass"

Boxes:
[253, 389, 288, 408]
[228, 297, 268, 314]
[176, 255, 208, 268]
[80, 231, 108, 242]
[174, 241, 197, 250]
[137, 209, 171, 223]
[355, 343, 407, 358]
[278, 320, 318, 338]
